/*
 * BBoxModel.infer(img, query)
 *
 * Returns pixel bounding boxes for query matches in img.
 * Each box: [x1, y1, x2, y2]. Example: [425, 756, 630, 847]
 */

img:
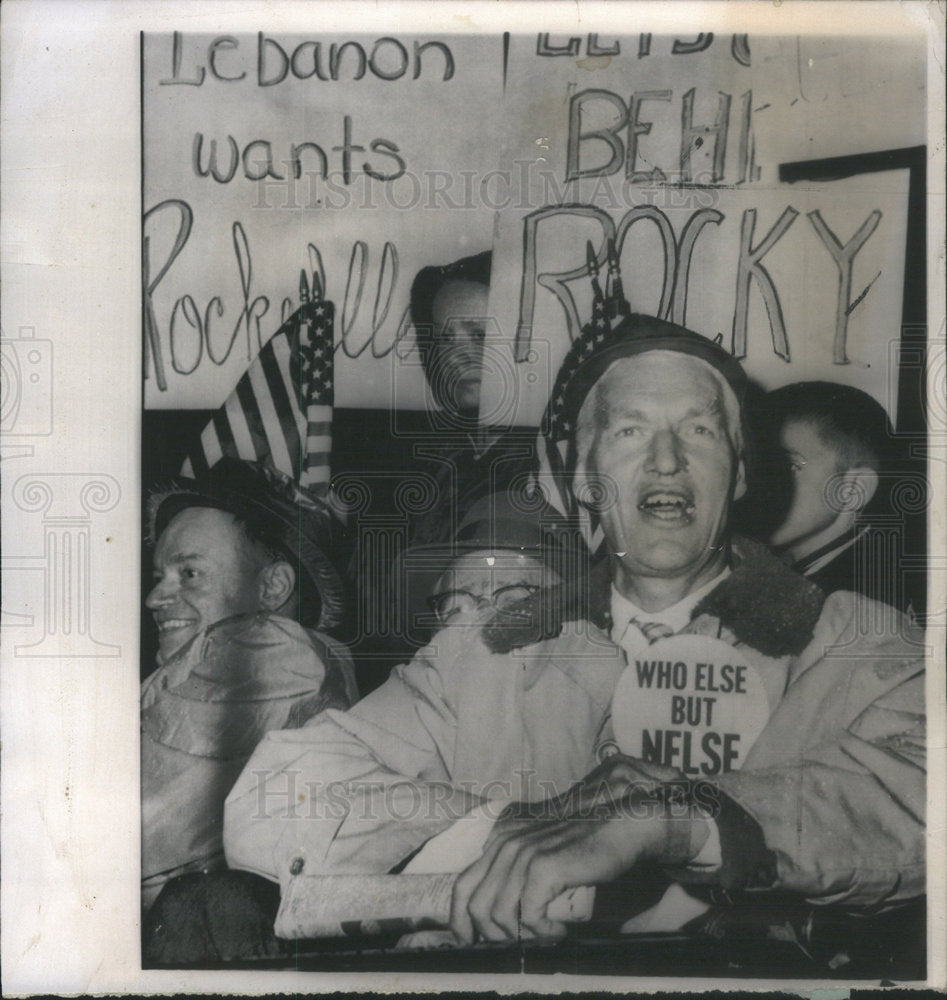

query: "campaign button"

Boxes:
[611, 635, 769, 776]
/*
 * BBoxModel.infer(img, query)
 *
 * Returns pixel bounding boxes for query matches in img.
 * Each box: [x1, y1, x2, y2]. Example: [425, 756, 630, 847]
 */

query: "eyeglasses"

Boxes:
[426, 583, 542, 624]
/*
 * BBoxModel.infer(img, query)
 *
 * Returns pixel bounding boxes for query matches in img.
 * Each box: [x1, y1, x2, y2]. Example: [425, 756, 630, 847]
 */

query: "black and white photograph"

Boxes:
[1, 1, 945, 994]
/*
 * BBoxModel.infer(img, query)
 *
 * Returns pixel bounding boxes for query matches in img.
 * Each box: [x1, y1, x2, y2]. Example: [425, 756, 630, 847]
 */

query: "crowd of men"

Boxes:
[140, 252, 926, 967]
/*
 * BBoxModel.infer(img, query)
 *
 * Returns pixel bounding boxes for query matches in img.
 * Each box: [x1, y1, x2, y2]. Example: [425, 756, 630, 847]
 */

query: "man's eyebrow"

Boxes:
[603, 396, 726, 425]
[165, 552, 208, 565]
[606, 407, 648, 423]
[682, 400, 725, 421]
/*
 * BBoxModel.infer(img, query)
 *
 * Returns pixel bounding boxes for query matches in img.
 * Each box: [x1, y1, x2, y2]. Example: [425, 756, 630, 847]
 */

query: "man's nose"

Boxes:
[454, 338, 484, 362]
[145, 576, 175, 609]
[646, 429, 686, 475]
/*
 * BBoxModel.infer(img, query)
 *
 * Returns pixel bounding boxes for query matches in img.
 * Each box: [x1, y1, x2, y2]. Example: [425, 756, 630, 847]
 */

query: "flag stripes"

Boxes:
[303, 406, 333, 487]
[530, 237, 626, 554]
[181, 284, 335, 493]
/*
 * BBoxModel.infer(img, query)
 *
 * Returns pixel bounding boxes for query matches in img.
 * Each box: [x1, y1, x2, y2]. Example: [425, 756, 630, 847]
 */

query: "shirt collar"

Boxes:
[469, 427, 505, 458]
[793, 525, 868, 577]
[610, 566, 731, 638]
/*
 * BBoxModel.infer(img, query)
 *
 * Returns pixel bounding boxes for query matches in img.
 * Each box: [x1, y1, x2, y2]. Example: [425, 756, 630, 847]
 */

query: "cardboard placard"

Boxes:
[481, 34, 917, 425]
[142, 32, 499, 410]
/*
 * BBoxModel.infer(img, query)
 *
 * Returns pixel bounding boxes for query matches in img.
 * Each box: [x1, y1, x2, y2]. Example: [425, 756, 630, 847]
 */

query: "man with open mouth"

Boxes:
[574, 347, 745, 612]
[445, 315, 924, 950]
[223, 314, 924, 972]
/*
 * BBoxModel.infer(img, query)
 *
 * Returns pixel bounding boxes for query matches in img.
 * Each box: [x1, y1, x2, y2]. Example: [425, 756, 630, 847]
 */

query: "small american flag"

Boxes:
[532, 239, 628, 551]
[182, 270, 334, 493]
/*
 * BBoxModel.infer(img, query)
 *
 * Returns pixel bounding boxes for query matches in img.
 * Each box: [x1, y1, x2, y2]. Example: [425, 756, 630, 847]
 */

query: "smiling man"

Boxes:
[141, 459, 356, 909]
[147, 505, 289, 660]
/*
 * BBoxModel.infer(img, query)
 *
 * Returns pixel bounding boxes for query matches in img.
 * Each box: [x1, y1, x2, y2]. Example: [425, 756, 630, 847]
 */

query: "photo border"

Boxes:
[2, 1, 944, 994]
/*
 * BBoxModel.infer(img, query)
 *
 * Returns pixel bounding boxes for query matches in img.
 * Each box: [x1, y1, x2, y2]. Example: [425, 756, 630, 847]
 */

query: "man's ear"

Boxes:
[258, 560, 296, 613]
[733, 455, 747, 502]
[839, 466, 879, 512]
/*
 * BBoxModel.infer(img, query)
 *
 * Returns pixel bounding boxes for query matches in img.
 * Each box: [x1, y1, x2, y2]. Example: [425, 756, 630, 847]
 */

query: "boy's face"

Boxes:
[769, 418, 844, 560]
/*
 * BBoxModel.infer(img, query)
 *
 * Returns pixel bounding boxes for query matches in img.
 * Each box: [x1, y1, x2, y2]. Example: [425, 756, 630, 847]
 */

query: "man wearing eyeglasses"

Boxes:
[222, 487, 622, 880]
[224, 316, 924, 960]
[405, 491, 579, 633]
[427, 554, 547, 624]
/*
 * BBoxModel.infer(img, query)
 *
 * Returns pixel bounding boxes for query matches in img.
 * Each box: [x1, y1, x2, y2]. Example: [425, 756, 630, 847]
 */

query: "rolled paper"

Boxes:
[274, 873, 595, 939]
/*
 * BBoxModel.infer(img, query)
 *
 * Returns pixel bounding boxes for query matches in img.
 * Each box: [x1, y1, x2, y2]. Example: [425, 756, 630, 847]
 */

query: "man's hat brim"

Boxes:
[393, 490, 588, 638]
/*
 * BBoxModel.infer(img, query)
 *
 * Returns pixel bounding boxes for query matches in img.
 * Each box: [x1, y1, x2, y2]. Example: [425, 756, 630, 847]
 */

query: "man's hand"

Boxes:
[449, 791, 708, 944]
[553, 754, 683, 816]
[493, 755, 682, 827]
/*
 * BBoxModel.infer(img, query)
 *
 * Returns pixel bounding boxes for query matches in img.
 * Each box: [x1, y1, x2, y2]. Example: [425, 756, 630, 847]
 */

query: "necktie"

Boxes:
[630, 618, 675, 644]
[615, 617, 675, 660]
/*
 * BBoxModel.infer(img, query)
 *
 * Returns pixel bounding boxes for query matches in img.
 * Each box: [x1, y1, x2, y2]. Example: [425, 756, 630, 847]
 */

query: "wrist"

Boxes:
[658, 810, 710, 865]
[634, 784, 712, 865]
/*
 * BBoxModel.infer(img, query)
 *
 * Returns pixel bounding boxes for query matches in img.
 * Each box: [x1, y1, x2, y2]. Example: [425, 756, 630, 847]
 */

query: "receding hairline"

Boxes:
[591, 351, 739, 424]
[573, 350, 744, 467]
[600, 349, 729, 387]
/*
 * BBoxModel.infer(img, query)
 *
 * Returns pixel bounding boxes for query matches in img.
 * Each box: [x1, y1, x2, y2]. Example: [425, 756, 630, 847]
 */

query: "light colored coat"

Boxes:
[141, 612, 356, 908]
[224, 543, 925, 908]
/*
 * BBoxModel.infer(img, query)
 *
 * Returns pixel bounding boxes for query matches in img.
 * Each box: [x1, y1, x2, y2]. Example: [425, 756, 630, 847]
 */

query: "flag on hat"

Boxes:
[532, 239, 630, 546]
[181, 270, 334, 493]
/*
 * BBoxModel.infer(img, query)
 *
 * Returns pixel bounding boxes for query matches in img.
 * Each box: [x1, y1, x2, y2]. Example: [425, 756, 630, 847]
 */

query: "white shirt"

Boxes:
[610, 568, 731, 658]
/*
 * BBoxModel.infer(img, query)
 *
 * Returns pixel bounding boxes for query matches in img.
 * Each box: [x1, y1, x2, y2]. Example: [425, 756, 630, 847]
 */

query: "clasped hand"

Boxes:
[450, 755, 705, 944]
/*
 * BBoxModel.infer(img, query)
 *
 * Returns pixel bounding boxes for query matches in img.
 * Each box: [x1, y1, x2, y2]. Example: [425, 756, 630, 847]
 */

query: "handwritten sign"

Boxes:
[480, 34, 918, 425]
[143, 33, 923, 414]
[611, 636, 771, 775]
[143, 32, 498, 409]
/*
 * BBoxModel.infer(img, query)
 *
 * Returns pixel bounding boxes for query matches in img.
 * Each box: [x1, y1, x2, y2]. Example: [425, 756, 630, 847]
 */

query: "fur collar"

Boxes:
[483, 537, 825, 658]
